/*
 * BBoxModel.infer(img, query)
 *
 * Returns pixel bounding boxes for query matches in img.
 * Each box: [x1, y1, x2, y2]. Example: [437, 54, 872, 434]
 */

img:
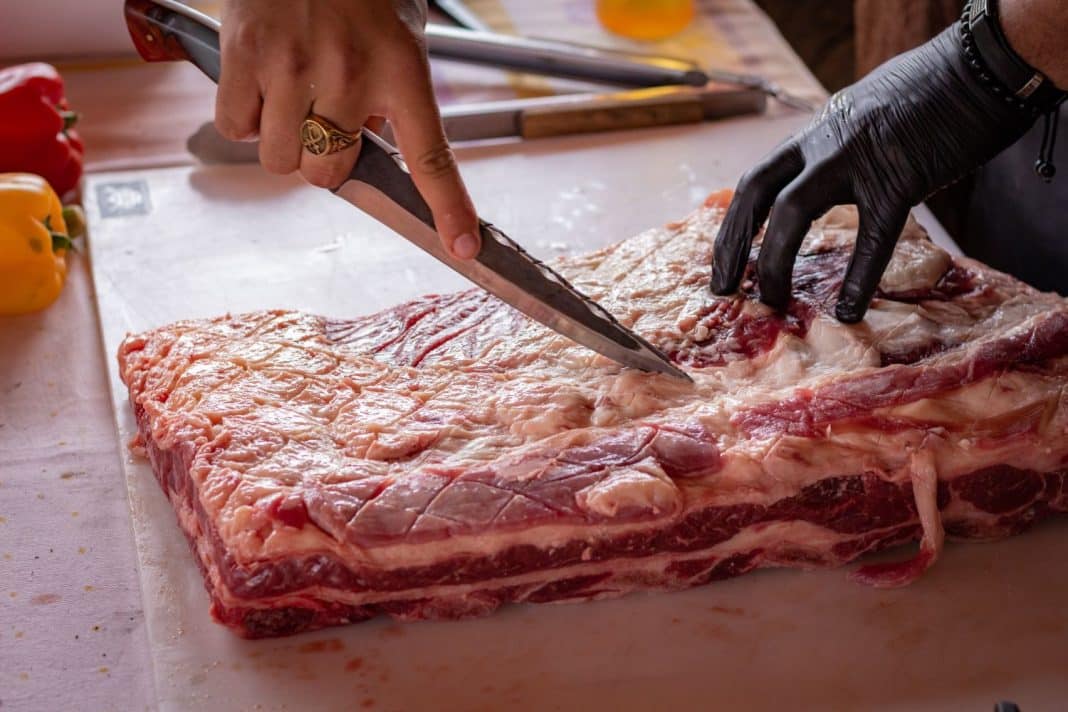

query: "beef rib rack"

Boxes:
[118, 190, 1068, 638]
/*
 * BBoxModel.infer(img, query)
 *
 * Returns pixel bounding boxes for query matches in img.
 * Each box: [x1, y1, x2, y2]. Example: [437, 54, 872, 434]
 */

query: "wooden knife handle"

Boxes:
[520, 94, 704, 139]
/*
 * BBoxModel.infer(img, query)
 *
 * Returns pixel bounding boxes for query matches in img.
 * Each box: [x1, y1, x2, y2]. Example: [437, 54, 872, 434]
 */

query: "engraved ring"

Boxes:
[300, 113, 361, 157]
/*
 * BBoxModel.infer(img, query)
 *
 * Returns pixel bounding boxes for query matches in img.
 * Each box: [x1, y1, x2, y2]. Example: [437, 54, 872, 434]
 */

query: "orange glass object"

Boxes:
[596, 0, 695, 41]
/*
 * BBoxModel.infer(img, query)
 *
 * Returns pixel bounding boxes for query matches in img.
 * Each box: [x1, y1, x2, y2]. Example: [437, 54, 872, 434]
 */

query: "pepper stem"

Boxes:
[43, 214, 74, 253]
[62, 205, 86, 238]
[61, 110, 79, 132]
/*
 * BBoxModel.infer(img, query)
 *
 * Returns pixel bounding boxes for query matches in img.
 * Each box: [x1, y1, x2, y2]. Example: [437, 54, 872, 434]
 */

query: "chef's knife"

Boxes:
[423, 25, 816, 112]
[187, 85, 766, 162]
[123, 0, 691, 381]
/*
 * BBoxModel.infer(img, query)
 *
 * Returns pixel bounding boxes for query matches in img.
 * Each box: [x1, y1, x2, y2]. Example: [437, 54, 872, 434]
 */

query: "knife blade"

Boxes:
[342, 131, 692, 377]
[123, 0, 691, 381]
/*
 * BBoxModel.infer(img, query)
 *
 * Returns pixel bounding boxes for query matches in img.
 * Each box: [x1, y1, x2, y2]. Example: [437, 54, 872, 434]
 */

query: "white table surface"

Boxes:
[80, 126, 1066, 712]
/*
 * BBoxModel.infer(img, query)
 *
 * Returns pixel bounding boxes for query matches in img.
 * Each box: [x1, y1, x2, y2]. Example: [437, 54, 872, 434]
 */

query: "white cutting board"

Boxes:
[86, 118, 1068, 711]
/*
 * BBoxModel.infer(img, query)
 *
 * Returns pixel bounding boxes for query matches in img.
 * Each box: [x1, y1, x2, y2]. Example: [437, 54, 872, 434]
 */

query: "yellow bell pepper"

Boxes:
[0, 172, 79, 315]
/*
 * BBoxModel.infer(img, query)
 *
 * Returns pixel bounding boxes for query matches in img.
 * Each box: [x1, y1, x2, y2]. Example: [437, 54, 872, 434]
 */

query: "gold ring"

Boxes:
[300, 114, 360, 156]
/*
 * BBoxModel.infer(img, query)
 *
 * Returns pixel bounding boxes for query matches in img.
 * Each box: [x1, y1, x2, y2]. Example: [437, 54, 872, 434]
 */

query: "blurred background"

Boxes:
[0, 0, 939, 89]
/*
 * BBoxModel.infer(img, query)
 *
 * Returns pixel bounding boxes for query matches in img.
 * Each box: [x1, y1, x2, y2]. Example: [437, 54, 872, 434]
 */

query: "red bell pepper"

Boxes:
[0, 63, 84, 197]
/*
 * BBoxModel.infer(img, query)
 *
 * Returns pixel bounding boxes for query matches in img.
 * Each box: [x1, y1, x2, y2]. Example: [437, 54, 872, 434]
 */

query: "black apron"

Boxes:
[964, 105, 1068, 295]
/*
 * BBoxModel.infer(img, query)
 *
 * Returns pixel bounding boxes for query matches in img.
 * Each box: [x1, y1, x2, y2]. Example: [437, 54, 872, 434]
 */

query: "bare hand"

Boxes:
[215, 0, 481, 259]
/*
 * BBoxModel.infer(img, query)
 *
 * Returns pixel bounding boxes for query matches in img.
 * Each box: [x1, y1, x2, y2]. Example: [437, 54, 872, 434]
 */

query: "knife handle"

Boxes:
[520, 94, 704, 139]
[125, 0, 185, 62]
[124, 0, 222, 81]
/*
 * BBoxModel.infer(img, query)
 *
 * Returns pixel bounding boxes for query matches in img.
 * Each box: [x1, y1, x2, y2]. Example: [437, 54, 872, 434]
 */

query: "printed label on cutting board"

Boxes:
[96, 180, 152, 218]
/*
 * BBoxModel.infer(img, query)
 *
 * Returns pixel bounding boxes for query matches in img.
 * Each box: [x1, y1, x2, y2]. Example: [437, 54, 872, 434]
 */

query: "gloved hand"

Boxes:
[710, 24, 1041, 323]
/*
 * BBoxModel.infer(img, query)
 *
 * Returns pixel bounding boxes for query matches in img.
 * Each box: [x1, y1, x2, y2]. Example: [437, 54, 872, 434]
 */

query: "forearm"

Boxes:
[1001, 0, 1068, 89]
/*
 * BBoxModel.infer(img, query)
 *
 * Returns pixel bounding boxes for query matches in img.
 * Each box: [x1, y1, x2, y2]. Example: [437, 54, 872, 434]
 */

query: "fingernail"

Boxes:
[238, 131, 260, 143]
[452, 232, 479, 259]
[709, 269, 727, 294]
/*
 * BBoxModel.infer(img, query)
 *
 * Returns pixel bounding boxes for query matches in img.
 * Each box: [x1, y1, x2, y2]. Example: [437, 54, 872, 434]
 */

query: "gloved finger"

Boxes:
[215, 19, 263, 141]
[388, 54, 479, 260]
[756, 170, 839, 309]
[710, 141, 803, 295]
[834, 205, 908, 323]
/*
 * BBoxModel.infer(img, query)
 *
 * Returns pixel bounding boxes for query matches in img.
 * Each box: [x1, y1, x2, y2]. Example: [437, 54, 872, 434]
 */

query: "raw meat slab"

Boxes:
[117, 190, 1068, 638]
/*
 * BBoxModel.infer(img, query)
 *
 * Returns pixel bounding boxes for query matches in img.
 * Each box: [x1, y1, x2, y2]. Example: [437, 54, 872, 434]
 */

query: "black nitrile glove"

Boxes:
[710, 23, 1043, 323]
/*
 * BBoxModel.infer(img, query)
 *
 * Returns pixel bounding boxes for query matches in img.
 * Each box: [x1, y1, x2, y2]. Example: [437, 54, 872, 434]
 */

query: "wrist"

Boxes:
[959, 0, 1066, 115]
[1001, 0, 1068, 90]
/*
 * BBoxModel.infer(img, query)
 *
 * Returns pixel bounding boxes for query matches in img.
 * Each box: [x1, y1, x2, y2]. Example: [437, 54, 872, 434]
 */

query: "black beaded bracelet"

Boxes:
[958, 0, 1066, 180]
[959, 1, 1060, 114]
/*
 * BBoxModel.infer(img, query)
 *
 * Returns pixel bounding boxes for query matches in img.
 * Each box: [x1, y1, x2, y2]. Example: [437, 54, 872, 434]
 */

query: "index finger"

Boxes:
[388, 56, 479, 260]
[710, 141, 803, 295]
